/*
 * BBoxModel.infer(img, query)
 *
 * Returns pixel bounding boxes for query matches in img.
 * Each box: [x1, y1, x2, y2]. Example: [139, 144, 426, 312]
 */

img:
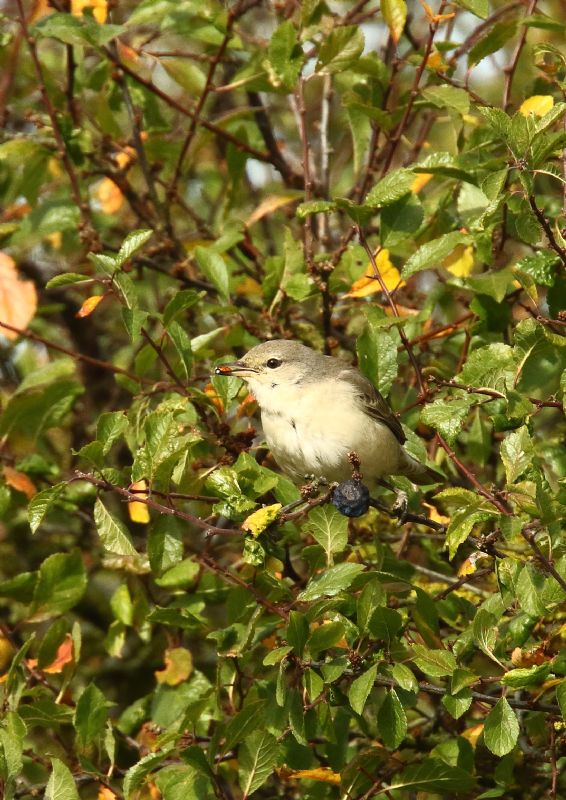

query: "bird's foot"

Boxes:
[391, 490, 409, 524]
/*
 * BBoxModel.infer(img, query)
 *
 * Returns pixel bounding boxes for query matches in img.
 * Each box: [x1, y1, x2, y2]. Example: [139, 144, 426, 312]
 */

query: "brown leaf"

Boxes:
[0, 253, 38, 340]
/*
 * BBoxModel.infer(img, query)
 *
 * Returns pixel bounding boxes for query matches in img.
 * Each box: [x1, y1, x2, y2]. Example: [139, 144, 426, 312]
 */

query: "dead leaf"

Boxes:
[346, 249, 404, 298]
[76, 295, 104, 318]
[94, 178, 124, 215]
[461, 723, 484, 748]
[27, 634, 74, 674]
[278, 767, 341, 785]
[128, 479, 150, 524]
[3, 466, 37, 499]
[98, 786, 118, 800]
[245, 194, 300, 228]
[155, 647, 193, 686]
[0, 253, 38, 340]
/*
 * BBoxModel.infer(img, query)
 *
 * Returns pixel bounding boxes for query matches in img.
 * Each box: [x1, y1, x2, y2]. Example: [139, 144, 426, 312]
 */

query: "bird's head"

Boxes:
[214, 339, 319, 387]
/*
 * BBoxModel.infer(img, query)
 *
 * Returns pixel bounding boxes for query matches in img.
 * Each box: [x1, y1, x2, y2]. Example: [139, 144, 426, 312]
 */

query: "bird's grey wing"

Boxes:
[338, 367, 406, 444]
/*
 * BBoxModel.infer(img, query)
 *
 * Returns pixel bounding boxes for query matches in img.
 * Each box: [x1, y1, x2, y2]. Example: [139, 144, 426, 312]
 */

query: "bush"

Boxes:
[0, 1, 565, 798]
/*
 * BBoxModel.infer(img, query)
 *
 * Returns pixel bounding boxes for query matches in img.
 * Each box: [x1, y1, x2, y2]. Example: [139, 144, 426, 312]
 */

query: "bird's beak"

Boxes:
[214, 361, 258, 377]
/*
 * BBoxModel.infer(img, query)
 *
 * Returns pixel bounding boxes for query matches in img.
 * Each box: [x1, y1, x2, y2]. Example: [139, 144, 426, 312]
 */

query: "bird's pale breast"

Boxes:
[251, 378, 402, 483]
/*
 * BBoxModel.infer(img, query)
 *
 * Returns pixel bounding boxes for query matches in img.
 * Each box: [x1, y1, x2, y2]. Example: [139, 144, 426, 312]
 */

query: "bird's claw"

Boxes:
[391, 490, 409, 524]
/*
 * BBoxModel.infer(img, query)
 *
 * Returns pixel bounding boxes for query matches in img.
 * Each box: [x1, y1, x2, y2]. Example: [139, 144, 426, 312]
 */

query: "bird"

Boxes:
[214, 339, 440, 489]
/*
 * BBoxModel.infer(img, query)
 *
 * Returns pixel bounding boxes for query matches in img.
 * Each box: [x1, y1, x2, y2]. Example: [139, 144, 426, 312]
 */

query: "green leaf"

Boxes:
[307, 621, 345, 657]
[442, 688, 473, 719]
[287, 611, 309, 658]
[266, 20, 304, 90]
[500, 426, 534, 484]
[167, 320, 193, 380]
[469, 20, 518, 67]
[163, 289, 203, 327]
[34, 12, 124, 47]
[501, 664, 551, 689]
[411, 645, 457, 677]
[381, 0, 407, 44]
[403, 232, 471, 278]
[515, 564, 547, 617]
[557, 681, 566, 721]
[421, 397, 473, 446]
[466, 269, 514, 302]
[148, 517, 184, 575]
[377, 689, 407, 749]
[483, 698, 519, 756]
[94, 498, 138, 556]
[74, 683, 108, 747]
[472, 609, 503, 667]
[422, 85, 470, 116]
[97, 411, 129, 455]
[0, 381, 83, 440]
[454, 0, 488, 18]
[45, 272, 92, 288]
[117, 229, 153, 265]
[357, 309, 399, 395]
[123, 752, 168, 799]
[28, 483, 65, 533]
[45, 758, 80, 800]
[349, 663, 378, 714]
[368, 607, 403, 646]
[386, 758, 476, 793]
[365, 169, 414, 208]
[303, 506, 348, 565]
[357, 579, 386, 633]
[238, 731, 280, 797]
[317, 26, 365, 74]
[30, 551, 87, 619]
[297, 563, 365, 602]
[458, 343, 515, 392]
[391, 663, 418, 693]
[263, 646, 292, 666]
[224, 700, 266, 752]
[296, 199, 337, 219]
[195, 246, 230, 301]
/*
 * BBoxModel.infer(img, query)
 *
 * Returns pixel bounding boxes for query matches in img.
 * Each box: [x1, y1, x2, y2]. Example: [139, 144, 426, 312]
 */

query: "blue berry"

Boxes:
[331, 480, 370, 517]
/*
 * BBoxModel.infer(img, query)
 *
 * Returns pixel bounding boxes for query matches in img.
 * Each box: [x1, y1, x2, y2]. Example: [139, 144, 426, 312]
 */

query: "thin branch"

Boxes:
[412, 563, 490, 598]
[428, 376, 564, 411]
[528, 194, 566, 270]
[521, 523, 566, 594]
[297, 77, 315, 272]
[247, 92, 303, 189]
[433, 566, 493, 600]
[502, 0, 538, 111]
[14, 0, 97, 245]
[358, 230, 427, 398]
[140, 326, 188, 395]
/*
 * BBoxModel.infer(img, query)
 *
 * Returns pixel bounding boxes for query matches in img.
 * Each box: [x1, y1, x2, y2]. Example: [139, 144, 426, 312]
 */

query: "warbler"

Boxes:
[215, 340, 439, 487]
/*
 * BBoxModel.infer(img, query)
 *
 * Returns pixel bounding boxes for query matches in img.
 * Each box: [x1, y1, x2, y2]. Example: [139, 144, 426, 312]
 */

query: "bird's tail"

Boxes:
[398, 450, 442, 485]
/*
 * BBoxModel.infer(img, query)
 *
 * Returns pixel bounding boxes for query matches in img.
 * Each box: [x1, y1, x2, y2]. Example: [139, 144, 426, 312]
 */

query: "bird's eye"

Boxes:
[266, 358, 282, 369]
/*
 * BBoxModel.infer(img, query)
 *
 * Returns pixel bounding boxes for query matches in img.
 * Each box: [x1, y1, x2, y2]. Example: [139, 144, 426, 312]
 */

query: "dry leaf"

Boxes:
[155, 647, 193, 686]
[30, 0, 53, 21]
[27, 634, 74, 674]
[461, 723, 484, 748]
[94, 178, 124, 215]
[71, 0, 107, 24]
[443, 245, 474, 278]
[204, 383, 224, 414]
[3, 466, 37, 499]
[128, 479, 150, 524]
[278, 767, 341, 785]
[519, 95, 554, 117]
[245, 194, 299, 228]
[0, 253, 38, 340]
[76, 295, 104, 318]
[346, 249, 404, 298]
[98, 786, 118, 800]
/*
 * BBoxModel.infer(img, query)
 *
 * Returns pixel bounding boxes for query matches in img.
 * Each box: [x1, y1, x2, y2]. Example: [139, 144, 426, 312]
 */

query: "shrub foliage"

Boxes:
[1, 0, 566, 798]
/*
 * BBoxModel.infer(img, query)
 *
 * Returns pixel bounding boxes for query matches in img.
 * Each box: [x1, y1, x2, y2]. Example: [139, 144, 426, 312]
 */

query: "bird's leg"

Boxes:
[375, 479, 409, 524]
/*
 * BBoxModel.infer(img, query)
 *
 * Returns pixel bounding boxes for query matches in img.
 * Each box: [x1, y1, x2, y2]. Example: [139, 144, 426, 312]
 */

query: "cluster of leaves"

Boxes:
[0, 0, 565, 798]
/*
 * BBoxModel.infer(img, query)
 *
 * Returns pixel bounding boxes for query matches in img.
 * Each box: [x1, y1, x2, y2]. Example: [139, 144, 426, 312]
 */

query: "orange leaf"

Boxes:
[418, 0, 455, 23]
[128, 479, 150, 524]
[461, 723, 484, 748]
[98, 786, 118, 800]
[43, 635, 74, 673]
[71, 0, 107, 23]
[0, 253, 38, 340]
[426, 51, 449, 72]
[346, 248, 404, 298]
[30, 0, 53, 22]
[94, 178, 125, 215]
[278, 767, 341, 785]
[76, 295, 104, 318]
[3, 466, 36, 499]
[204, 383, 224, 414]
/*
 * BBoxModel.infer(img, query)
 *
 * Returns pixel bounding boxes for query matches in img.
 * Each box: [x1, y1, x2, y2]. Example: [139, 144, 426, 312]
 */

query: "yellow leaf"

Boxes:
[30, 0, 53, 21]
[236, 277, 262, 296]
[0, 636, 15, 675]
[381, 0, 407, 45]
[242, 504, 282, 537]
[98, 786, 118, 800]
[443, 245, 474, 278]
[426, 50, 449, 72]
[246, 194, 300, 228]
[423, 502, 449, 525]
[0, 253, 38, 340]
[128, 479, 151, 524]
[155, 647, 193, 686]
[204, 383, 224, 414]
[76, 294, 104, 318]
[278, 767, 341, 786]
[94, 178, 124, 215]
[45, 231, 63, 250]
[3, 466, 36, 499]
[519, 95, 554, 118]
[71, 0, 107, 24]
[346, 248, 404, 298]
[418, 0, 455, 23]
[411, 173, 433, 194]
[461, 723, 484, 748]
